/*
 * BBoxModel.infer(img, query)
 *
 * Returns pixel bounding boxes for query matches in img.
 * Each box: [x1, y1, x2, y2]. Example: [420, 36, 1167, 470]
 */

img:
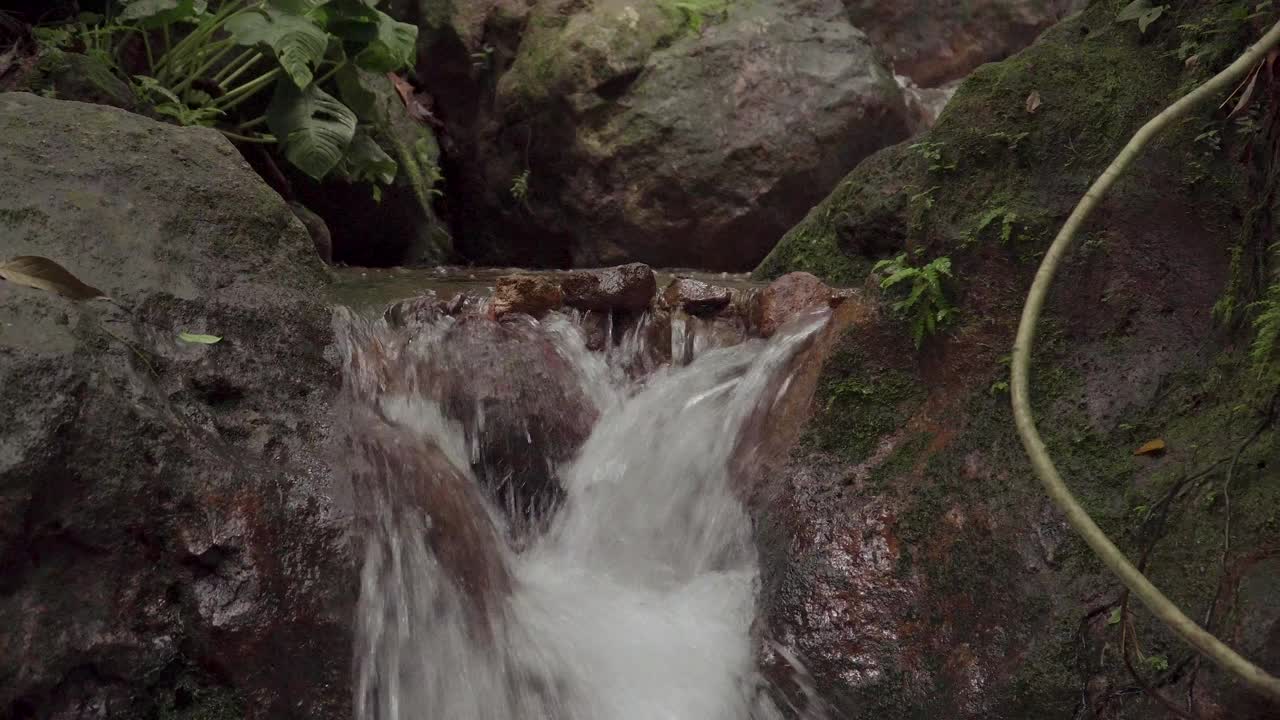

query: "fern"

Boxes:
[873, 253, 956, 348]
[1249, 279, 1280, 373]
[510, 169, 530, 204]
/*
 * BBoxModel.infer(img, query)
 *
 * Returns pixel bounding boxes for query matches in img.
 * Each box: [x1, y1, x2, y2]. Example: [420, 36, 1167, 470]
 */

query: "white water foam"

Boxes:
[342, 308, 828, 720]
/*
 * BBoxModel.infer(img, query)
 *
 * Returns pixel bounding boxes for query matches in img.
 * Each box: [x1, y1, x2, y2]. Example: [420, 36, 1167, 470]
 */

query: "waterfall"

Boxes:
[336, 304, 828, 720]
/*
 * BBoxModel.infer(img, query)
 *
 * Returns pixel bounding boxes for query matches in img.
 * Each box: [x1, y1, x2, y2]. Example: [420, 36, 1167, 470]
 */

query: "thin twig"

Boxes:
[1222, 396, 1276, 570]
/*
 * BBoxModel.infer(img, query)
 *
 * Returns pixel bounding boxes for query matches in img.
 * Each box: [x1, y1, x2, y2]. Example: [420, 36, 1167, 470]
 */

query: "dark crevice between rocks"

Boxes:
[189, 377, 245, 409]
[182, 543, 238, 578]
[238, 150, 440, 268]
[595, 68, 643, 102]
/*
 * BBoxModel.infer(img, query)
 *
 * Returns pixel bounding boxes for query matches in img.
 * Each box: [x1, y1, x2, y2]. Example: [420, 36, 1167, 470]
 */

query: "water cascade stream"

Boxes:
[337, 304, 829, 720]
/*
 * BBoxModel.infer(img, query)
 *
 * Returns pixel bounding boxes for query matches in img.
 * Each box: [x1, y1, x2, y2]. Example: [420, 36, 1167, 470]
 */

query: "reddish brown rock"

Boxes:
[491, 273, 564, 317]
[420, 317, 599, 539]
[561, 263, 656, 313]
[662, 278, 733, 316]
[753, 272, 841, 338]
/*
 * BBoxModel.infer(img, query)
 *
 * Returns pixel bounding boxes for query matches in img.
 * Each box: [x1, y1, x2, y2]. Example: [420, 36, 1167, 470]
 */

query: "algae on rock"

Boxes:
[752, 2, 1280, 716]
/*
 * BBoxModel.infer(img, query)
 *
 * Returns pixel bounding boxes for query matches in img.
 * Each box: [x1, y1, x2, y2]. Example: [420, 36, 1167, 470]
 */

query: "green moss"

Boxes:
[499, 3, 684, 113]
[752, 179, 875, 285]
[996, 610, 1081, 717]
[867, 432, 930, 492]
[655, 0, 731, 36]
[805, 335, 923, 463]
[759, 1, 1279, 712]
[756, 2, 1221, 285]
[754, 145, 915, 284]
[0, 207, 49, 227]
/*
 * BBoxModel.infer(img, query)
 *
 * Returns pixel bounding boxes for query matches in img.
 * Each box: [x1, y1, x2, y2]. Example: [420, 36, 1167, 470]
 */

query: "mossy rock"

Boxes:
[755, 1, 1280, 716]
[755, 0, 1247, 285]
[27, 50, 140, 111]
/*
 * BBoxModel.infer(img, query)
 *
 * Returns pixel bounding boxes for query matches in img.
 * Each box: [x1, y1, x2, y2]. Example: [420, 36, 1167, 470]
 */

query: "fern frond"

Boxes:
[1249, 281, 1280, 371]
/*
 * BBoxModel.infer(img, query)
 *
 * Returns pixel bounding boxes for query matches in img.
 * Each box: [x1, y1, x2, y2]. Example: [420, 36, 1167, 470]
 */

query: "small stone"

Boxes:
[491, 273, 563, 318]
[561, 263, 656, 312]
[662, 278, 732, 316]
[753, 271, 837, 338]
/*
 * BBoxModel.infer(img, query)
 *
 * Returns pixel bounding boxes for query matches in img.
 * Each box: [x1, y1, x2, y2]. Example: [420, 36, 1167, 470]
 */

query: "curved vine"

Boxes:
[1009, 19, 1280, 704]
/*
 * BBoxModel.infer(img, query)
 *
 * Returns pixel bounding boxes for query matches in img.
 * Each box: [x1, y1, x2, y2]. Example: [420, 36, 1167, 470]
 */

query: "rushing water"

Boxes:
[337, 303, 827, 720]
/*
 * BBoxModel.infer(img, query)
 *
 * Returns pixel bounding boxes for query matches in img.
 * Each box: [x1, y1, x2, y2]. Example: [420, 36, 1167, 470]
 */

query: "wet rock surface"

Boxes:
[662, 278, 733, 316]
[421, 317, 600, 539]
[415, 0, 912, 270]
[561, 263, 657, 313]
[749, 3, 1280, 716]
[492, 273, 564, 317]
[0, 93, 351, 720]
[754, 272, 845, 338]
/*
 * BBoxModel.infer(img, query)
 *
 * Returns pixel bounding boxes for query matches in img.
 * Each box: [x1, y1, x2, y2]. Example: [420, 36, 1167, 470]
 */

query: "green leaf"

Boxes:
[178, 332, 222, 344]
[335, 64, 391, 123]
[32, 27, 73, 51]
[326, 5, 418, 72]
[1138, 6, 1165, 34]
[268, 0, 332, 11]
[355, 11, 417, 71]
[118, 0, 208, 26]
[133, 75, 183, 105]
[267, 79, 358, 180]
[336, 129, 398, 185]
[880, 267, 917, 290]
[1115, 0, 1153, 22]
[1000, 212, 1018, 245]
[225, 7, 329, 88]
[1116, 0, 1166, 33]
[1108, 608, 1122, 625]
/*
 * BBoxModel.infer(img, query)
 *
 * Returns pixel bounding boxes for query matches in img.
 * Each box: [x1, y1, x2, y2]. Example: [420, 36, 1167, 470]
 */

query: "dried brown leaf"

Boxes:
[387, 72, 442, 128]
[0, 255, 105, 300]
[1225, 63, 1261, 119]
[1134, 438, 1166, 456]
[1025, 90, 1042, 114]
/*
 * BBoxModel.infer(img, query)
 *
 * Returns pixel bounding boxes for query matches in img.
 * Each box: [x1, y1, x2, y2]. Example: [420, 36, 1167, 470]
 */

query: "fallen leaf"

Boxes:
[0, 255, 104, 300]
[1025, 90, 1041, 114]
[178, 332, 222, 344]
[388, 72, 441, 127]
[1134, 438, 1166, 456]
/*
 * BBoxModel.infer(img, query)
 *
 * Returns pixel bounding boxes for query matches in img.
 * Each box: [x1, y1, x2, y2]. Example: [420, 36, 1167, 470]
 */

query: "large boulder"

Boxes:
[750, 3, 1280, 717]
[418, 0, 912, 270]
[0, 93, 351, 719]
[843, 0, 1087, 87]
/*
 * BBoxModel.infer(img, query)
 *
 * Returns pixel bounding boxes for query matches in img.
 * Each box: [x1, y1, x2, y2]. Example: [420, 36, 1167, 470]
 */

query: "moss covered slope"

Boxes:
[755, 2, 1280, 717]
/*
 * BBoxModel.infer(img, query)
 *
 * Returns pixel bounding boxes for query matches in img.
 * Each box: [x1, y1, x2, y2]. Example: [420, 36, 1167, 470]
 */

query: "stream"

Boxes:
[334, 273, 828, 719]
